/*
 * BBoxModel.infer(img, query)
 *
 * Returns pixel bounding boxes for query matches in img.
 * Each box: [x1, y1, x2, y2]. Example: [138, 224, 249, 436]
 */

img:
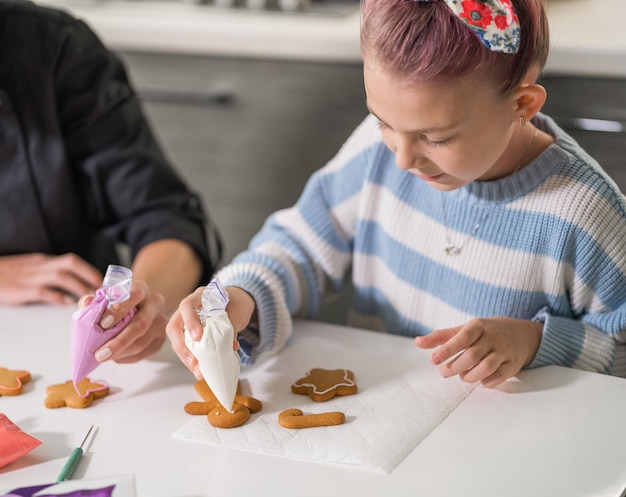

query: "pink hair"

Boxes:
[360, 0, 549, 93]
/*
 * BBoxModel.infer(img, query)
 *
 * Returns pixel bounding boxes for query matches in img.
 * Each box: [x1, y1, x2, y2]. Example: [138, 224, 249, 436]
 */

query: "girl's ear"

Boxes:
[514, 83, 547, 123]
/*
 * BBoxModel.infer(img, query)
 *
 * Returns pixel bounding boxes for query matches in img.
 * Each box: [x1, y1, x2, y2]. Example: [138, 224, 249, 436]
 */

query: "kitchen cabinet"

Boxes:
[120, 51, 366, 322]
[120, 51, 366, 262]
[539, 75, 626, 192]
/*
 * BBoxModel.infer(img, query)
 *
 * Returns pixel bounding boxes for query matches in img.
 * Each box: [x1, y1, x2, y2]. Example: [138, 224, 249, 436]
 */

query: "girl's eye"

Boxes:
[375, 120, 390, 130]
[375, 118, 451, 147]
[424, 137, 450, 148]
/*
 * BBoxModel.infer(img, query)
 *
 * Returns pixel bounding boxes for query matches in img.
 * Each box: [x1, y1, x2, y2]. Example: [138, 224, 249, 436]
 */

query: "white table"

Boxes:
[1, 305, 626, 496]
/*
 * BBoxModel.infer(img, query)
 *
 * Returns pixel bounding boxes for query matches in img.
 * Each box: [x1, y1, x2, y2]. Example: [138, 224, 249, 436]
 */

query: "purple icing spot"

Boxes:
[40, 485, 116, 497]
[1, 485, 55, 497]
[3, 485, 115, 497]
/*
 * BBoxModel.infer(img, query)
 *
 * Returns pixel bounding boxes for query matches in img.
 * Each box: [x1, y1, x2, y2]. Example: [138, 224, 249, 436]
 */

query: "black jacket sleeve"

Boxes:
[0, 1, 221, 282]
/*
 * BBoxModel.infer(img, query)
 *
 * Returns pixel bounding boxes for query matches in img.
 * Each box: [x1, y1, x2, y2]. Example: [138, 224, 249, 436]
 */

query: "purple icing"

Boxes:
[70, 288, 135, 393]
[1, 484, 55, 497]
[3, 484, 116, 497]
[40, 485, 116, 497]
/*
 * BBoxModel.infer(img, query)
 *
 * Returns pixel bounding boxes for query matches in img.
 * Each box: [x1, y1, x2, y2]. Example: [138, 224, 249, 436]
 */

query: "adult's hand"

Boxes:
[0, 253, 103, 305]
[81, 279, 168, 363]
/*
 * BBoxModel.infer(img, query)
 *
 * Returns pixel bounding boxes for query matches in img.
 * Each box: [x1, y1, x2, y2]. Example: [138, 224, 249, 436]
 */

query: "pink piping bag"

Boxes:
[70, 265, 136, 392]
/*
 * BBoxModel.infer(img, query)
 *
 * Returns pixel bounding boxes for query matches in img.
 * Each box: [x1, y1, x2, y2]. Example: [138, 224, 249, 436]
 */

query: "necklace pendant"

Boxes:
[445, 243, 461, 256]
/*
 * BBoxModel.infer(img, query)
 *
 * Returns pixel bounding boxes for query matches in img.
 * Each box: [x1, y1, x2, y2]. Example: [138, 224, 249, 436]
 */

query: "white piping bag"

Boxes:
[184, 279, 240, 412]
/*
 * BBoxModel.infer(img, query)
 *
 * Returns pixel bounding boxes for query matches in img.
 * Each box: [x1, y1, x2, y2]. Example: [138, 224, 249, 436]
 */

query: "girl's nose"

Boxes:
[393, 136, 420, 171]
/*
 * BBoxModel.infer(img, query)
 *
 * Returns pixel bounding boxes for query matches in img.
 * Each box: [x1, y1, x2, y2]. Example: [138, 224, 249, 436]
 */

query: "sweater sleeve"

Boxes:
[216, 115, 376, 363]
[528, 169, 626, 376]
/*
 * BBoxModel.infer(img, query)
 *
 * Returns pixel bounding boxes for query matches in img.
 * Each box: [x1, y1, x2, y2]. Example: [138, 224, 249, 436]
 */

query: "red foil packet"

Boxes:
[0, 413, 43, 468]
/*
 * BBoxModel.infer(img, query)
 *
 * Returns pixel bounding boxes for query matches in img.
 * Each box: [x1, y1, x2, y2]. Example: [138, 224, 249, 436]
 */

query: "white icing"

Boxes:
[293, 369, 355, 395]
[185, 311, 240, 412]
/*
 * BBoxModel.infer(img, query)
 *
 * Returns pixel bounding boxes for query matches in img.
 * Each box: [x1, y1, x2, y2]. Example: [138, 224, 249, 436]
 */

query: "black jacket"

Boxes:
[0, 0, 220, 280]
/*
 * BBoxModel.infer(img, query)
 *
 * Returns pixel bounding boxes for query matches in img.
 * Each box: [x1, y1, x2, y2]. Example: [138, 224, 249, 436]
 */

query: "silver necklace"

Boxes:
[441, 126, 538, 256]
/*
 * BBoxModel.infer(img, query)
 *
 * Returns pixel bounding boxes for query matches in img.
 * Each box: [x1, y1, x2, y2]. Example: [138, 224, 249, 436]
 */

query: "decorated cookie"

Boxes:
[44, 378, 110, 409]
[184, 379, 262, 429]
[291, 368, 358, 402]
[0, 367, 31, 396]
[278, 408, 345, 429]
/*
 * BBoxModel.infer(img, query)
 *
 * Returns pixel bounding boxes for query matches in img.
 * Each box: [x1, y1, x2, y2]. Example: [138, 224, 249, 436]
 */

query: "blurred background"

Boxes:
[38, 0, 626, 323]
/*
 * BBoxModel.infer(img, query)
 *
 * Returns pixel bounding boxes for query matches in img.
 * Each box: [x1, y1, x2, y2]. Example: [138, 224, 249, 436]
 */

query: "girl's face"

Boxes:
[364, 63, 525, 191]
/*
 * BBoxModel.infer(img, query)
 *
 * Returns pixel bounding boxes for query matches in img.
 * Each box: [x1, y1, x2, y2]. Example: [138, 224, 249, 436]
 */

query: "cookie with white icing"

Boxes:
[291, 368, 357, 402]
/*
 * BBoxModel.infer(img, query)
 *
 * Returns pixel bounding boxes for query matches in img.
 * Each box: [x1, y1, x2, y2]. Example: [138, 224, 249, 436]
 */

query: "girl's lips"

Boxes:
[406, 168, 444, 182]
[416, 172, 444, 182]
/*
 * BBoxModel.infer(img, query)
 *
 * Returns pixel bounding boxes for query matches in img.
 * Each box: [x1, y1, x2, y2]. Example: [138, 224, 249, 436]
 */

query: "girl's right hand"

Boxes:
[165, 285, 256, 376]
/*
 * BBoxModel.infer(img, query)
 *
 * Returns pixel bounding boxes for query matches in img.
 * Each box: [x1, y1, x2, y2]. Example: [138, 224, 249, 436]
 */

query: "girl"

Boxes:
[168, 0, 626, 387]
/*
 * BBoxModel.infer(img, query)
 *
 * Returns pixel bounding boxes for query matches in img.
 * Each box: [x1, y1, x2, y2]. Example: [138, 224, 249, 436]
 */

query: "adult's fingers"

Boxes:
[38, 254, 102, 299]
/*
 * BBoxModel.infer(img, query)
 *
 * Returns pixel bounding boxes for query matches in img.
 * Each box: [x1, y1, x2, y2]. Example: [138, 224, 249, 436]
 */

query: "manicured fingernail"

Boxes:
[95, 347, 112, 362]
[78, 295, 90, 307]
[100, 314, 114, 329]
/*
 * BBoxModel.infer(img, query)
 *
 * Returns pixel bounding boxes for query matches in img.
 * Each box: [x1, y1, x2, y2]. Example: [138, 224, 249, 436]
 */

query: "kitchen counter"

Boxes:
[544, 0, 626, 76]
[36, 0, 362, 63]
[36, 0, 626, 74]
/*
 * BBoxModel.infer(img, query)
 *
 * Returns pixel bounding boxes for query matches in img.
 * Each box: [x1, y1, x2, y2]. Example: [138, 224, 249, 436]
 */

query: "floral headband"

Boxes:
[414, 0, 520, 54]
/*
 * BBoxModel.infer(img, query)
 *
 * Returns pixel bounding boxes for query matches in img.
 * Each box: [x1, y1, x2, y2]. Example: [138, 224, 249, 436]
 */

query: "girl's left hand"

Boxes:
[414, 317, 543, 388]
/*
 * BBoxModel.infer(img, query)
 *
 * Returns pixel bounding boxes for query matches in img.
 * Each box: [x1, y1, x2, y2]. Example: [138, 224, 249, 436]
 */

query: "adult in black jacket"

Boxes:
[0, 0, 221, 362]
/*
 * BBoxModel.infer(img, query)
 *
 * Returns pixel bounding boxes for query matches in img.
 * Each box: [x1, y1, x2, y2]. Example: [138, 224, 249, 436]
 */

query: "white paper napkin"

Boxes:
[173, 331, 477, 473]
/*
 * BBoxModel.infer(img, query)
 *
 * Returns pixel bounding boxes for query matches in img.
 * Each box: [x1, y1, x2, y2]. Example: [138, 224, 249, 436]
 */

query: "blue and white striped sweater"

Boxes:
[217, 113, 626, 376]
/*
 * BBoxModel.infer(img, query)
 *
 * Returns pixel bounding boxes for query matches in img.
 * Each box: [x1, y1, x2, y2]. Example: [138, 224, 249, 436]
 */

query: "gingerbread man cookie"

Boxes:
[184, 380, 262, 429]
[291, 368, 357, 402]
[0, 367, 31, 396]
[44, 378, 110, 409]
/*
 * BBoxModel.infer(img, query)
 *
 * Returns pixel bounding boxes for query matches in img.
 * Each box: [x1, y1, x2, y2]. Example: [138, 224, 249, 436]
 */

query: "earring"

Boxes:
[520, 116, 528, 126]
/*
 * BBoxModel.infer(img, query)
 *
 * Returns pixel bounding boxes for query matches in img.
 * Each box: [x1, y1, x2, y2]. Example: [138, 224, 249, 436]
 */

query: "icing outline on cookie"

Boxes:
[0, 367, 31, 395]
[293, 369, 356, 395]
[44, 378, 110, 409]
[76, 379, 110, 398]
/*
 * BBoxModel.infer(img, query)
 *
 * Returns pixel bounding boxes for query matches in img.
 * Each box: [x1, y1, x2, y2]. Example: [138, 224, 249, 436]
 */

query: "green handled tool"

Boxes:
[56, 424, 95, 482]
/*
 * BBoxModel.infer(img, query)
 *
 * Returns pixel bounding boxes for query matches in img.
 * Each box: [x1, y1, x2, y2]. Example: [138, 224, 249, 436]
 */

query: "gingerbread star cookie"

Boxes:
[44, 378, 110, 409]
[184, 380, 262, 429]
[291, 368, 358, 402]
[0, 367, 32, 396]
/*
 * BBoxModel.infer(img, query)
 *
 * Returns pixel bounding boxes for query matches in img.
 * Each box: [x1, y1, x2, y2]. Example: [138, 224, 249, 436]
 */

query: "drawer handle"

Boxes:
[553, 116, 625, 134]
[137, 85, 234, 105]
